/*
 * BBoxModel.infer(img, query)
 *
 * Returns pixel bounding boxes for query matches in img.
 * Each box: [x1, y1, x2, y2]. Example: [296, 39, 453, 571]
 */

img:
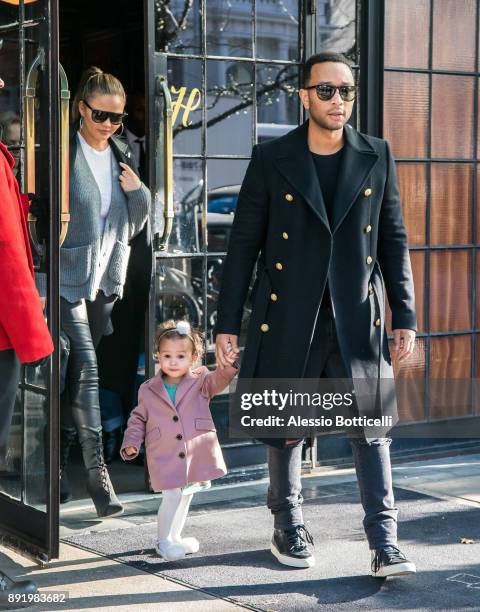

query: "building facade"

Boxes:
[0, 0, 478, 561]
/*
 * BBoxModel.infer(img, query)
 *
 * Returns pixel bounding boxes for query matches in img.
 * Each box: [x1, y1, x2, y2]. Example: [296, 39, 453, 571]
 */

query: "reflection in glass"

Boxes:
[206, 0, 253, 58]
[206, 60, 253, 155]
[155, 158, 203, 253]
[256, 0, 299, 61]
[168, 58, 202, 156]
[155, 257, 203, 331]
[24, 0, 46, 21]
[256, 64, 299, 142]
[316, 0, 356, 61]
[0, 3, 18, 24]
[24, 391, 47, 510]
[0, 32, 20, 116]
[0, 389, 21, 502]
[155, 0, 201, 55]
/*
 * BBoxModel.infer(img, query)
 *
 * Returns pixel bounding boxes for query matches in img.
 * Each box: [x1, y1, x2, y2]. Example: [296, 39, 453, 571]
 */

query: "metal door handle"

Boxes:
[156, 75, 174, 251]
[25, 52, 70, 251]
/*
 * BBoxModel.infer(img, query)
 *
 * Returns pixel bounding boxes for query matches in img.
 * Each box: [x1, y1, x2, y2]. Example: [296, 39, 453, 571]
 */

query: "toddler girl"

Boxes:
[120, 320, 238, 561]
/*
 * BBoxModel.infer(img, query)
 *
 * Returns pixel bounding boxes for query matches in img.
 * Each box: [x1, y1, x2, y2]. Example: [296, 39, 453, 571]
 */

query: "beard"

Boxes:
[309, 108, 346, 131]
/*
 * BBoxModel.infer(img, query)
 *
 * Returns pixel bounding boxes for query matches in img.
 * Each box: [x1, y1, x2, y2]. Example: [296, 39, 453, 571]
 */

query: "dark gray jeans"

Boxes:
[267, 308, 398, 550]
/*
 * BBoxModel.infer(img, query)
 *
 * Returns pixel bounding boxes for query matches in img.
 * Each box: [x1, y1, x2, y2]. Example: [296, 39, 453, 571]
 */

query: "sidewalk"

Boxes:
[2, 451, 480, 611]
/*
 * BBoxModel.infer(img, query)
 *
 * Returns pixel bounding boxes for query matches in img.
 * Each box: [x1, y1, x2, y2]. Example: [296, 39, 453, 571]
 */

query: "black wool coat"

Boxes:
[215, 121, 417, 442]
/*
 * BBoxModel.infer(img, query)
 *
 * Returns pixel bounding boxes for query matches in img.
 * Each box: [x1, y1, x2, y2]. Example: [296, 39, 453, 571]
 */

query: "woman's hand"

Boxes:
[119, 162, 141, 193]
[124, 446, 138, 456]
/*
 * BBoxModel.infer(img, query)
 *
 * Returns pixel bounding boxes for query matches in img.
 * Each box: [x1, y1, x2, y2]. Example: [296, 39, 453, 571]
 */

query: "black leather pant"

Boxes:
[0, 350, 20, 462]
[60, 292, 116, 436]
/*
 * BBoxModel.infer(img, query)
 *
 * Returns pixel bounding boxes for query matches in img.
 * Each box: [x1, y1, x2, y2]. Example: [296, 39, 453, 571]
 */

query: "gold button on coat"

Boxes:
[375, 318, 381, 327]
[285, 193, 294, 202]
[275, 262, 283, 270]
[368, 287, 374, 296]
[270, 293, 278, 301]
[366, 256, 373, 264]
[260, 323, 269, 332]
[282, 232, 289, 240]
[364, 188, 372, 197]
[365, 224, 372, 233]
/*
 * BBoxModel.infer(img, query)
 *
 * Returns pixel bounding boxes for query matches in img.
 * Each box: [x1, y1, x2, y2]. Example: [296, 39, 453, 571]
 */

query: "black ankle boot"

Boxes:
[59, 427, 77, 504]
[103, 427, 123, 465]
[79, 429, 124, 518]
[0, 570, 37, 609]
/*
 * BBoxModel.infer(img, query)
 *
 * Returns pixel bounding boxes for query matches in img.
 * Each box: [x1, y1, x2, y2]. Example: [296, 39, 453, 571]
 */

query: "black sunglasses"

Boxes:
[82, 99, 128, 125]
[304, 83, 357, 102]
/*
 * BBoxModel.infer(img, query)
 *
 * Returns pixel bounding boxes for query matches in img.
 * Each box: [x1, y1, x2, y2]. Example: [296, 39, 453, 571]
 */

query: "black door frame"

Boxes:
[0, 0, 61, 563]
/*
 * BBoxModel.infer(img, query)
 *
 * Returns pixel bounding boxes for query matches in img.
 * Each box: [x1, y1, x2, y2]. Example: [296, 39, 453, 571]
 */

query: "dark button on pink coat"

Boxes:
[120, 365, 237, 491]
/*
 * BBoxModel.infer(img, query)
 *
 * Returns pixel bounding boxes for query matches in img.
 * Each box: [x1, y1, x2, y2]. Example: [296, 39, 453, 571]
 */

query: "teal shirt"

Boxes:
[164, 381, 178, 404]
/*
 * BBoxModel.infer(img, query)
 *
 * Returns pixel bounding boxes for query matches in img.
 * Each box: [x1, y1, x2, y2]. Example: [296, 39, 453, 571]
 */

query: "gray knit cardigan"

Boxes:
[60, 134, 150, 303]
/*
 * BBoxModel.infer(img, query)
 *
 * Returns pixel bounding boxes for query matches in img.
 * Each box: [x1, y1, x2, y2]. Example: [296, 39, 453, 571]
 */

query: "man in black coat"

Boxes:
[215, 53, 417, 577]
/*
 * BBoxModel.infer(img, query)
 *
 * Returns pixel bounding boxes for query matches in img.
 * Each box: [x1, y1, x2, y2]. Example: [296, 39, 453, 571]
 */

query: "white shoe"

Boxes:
[155, 540, 186, 561]
[371, 546, 416, 578]
[174, 536, 200, 554]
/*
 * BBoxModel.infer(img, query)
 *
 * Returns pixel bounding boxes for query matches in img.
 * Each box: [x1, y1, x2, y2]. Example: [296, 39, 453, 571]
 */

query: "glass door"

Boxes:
[0, 0, 64, 562]
[145, 0, 304, 470]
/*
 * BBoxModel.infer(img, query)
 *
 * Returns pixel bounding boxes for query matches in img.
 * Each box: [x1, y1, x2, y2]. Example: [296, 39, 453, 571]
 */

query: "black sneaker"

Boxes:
[271, 525, 315, 568]
[371, 545, 416, 578]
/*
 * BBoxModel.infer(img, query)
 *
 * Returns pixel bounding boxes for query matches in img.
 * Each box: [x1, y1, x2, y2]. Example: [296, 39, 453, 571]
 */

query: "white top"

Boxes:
[77, 131, 113, 235]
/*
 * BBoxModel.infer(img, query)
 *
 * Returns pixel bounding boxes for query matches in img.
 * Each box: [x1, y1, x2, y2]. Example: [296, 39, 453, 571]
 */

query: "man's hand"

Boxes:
[216, 333, 239, 370]
[392, 329, 415, 363]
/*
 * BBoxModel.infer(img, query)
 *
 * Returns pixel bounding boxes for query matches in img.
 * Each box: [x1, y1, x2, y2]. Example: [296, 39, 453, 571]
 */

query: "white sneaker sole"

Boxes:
[270, 542, 315, 568]
[371, 561, 417, 578]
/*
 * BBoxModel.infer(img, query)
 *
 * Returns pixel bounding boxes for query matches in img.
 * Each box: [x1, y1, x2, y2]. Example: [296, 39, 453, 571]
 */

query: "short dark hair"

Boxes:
[302, 52, 354, 87]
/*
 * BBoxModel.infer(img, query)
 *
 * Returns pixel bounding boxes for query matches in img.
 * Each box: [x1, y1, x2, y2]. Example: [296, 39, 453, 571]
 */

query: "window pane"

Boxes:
[316, 0, 356, 60]
[394, 337, 426, 423]
[429, 336, 472, 418]
[168, 58, 202, 156]
[155, 256, 204, 343]
[155, 0, 202, 55]
[431, 75, 474, 159]
[206, 60, 253, 155]
[207, 0, 253, 58]
[257, 0, 300, 61]
[384, 0, 429, 69]
[0, 389, 21, 501]
[156, 158, 203, 254]
[256, 63, 299, 143]
[430, 164, 473, 246]
[397, 163, 427, 246]
[430, 250, 472, 332]
[385, 250, 425, 334]
[384, 72, 429, 159]
[24, 391, 48, 510]
[206, 158, 249, 253]
[432, 0, 477, 72]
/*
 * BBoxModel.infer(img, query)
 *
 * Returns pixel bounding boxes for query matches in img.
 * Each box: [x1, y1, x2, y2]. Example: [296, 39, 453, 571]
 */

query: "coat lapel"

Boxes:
[273, 122, 330, 231]
[174, 370, 199, 408]
[148, 370, 199, 411]
[273, 122, 379, 234]
[148, 374, 176, 409]
[330, 125, 379, 233]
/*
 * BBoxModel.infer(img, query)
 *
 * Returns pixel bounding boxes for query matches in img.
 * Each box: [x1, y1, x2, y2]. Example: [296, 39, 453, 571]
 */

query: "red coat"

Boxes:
[0, 142, 53, 363]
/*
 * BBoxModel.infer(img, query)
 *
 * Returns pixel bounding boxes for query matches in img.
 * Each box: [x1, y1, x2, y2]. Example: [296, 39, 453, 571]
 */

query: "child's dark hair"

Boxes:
[154, 320, 204, 360]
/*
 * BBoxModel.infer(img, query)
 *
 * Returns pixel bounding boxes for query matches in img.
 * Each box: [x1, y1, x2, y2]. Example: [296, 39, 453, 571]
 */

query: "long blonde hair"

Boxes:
[71, 66, 126, 124]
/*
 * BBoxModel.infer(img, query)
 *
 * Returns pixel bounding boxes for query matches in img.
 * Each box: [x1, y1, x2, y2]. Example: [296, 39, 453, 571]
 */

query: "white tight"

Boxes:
[157, 488, 194, 542]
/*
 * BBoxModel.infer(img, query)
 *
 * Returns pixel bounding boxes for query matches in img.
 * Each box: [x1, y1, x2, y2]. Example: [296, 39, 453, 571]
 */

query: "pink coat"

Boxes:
[120, 364, 237, 490]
